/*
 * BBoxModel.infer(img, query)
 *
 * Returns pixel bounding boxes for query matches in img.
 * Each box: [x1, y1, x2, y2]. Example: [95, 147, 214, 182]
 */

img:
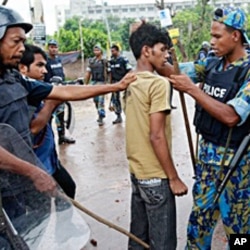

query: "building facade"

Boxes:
[55, 0, 250, 30]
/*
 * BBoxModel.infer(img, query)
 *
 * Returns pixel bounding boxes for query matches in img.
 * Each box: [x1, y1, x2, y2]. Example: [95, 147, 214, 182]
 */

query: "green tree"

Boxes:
[52, 17, 108, 58]
[172, 1, 213, 60]
[64, 16, 80, 32]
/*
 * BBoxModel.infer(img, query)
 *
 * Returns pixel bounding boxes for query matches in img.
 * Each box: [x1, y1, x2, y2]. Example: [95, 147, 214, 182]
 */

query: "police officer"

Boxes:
[44, 39, 75, 144]
[159, 7, 250, 249]
[85, 45, 108, 126]
[0, 5, 136, 247]
[196, 41, 211, 61]
[108, 44, 132, 124]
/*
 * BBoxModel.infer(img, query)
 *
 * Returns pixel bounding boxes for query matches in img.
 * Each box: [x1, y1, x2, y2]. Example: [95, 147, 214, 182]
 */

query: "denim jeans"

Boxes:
[110, 91, 122, 115]
[128, 174, 177, 250]
[91, 81, 105, 118]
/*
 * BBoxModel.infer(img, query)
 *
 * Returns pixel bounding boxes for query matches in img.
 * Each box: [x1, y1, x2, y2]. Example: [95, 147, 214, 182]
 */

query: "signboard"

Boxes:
[158, 9, 173, 28]
[168, 28, 180, 38]
[33, 24, 46, 43]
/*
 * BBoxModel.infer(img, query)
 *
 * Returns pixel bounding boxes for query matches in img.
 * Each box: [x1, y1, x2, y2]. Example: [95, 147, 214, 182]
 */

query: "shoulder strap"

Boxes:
[205, 57, 220, 73]
[235, 63, 249, 86]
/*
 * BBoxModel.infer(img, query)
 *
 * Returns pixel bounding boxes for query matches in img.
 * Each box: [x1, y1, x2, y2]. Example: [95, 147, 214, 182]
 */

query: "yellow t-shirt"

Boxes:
[124, 71, 172, 179]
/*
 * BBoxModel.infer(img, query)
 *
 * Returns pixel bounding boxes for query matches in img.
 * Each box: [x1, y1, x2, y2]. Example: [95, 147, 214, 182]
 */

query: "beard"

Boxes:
[0, 54, 19, 73]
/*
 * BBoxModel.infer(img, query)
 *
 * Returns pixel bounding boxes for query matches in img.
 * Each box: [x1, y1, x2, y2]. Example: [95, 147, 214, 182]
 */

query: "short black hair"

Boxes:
[20, 44, 47, 68]
[129, 23, 172, 60]
[111, 44, 119, 51]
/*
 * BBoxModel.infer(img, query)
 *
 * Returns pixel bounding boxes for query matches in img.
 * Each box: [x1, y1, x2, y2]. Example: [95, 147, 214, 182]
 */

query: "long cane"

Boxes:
[214, 132, 250, 204]
[170, 47, 196, 173]
[69, 198, 150, 249]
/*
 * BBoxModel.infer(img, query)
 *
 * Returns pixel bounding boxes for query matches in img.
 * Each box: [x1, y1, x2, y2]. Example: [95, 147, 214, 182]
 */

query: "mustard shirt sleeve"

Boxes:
[149, 76, 171, 114]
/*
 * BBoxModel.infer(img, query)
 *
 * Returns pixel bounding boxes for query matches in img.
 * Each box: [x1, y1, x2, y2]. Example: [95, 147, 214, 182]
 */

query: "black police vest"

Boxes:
[0, 70, 34, 196]
[0, 70, 32, 146]
[110, 56, 128, 82]
[194, 59, 250, 147]
[47, 57, 65, 81]
[89, 58, 106, 82]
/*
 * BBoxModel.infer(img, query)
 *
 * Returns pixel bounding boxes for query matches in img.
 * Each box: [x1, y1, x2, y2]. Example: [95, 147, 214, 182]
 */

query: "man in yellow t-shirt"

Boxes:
[124, 23, 188, 250]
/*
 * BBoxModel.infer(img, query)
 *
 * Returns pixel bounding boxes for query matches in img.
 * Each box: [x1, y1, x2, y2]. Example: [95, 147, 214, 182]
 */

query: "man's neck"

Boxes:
[136, 58, 154, 73]
[223, 46, 248, 68]
[96, 55, 102, 60]
[49, 54, 56, 59]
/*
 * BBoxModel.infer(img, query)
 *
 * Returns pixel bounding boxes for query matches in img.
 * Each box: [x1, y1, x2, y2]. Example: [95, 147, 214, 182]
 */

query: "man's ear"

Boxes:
[18, 64, 28, 75]
[232, 30, 241, 43]
[142, 45, 151, 58]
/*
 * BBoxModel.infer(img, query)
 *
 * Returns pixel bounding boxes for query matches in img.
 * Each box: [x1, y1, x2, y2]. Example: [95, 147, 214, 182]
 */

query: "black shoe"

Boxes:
[97, 116, 104, 126]
[98, 118, 104, 126]
[171, 105, 177, 110]
[59, 136, 76, 145]
[112, 116, 122, 124]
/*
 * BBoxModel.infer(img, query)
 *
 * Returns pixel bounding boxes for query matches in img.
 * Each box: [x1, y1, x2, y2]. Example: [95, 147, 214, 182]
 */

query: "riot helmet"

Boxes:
[0, 6, 33, 40]
[48, 39, 58, 46]
[202, 41, 210, 50]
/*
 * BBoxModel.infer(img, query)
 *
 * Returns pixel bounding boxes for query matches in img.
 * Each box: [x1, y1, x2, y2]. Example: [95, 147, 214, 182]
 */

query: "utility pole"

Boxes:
[102, 0, 112, 59]
[79, 19, 84, 74]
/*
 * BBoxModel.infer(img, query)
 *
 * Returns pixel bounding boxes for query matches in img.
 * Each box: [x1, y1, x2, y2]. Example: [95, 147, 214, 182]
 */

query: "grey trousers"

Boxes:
[128, 174, 177, 250]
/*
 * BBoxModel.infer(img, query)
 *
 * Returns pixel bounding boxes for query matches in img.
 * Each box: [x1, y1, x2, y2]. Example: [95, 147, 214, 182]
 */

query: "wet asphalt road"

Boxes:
[55, 92, 227, 250]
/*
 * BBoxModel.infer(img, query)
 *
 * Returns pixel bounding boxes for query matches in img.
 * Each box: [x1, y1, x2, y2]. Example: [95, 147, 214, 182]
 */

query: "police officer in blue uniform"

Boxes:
[44, 39, 75, 144]
[159, 7, 250, 249]
[108, 44, 132, 124]
[196, 41, 211, 61]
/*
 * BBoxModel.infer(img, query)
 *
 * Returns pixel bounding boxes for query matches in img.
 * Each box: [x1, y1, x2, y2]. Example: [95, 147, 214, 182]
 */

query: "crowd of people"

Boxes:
[0, 4, 249, 250]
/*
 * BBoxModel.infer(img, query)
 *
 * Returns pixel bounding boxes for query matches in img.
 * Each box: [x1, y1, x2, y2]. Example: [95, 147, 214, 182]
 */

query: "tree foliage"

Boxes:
[51, 2, 250, 61]
[173, 2, 213, 60]
[51, 17, 108, 59]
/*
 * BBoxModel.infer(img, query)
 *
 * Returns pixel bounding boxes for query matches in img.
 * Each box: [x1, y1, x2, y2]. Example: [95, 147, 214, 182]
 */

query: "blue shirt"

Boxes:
[32, 103, 58, 175]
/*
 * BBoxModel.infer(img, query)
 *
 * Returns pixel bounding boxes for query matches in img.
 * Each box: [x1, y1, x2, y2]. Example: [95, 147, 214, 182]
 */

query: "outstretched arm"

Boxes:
[155, 61, 175, 77]
[47, 71, 136, 101]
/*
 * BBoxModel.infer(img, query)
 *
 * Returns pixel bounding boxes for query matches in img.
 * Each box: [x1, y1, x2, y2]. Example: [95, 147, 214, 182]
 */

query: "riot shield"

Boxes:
[0, 123, 90, 249]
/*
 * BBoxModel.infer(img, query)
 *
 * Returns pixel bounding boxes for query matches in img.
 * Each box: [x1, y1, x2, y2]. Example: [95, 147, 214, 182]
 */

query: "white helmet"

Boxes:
[202, 41, 210, 50]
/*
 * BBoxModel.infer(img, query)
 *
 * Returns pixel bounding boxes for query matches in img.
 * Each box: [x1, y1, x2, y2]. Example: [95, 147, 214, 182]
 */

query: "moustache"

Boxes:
[11, 55, 22, 60]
